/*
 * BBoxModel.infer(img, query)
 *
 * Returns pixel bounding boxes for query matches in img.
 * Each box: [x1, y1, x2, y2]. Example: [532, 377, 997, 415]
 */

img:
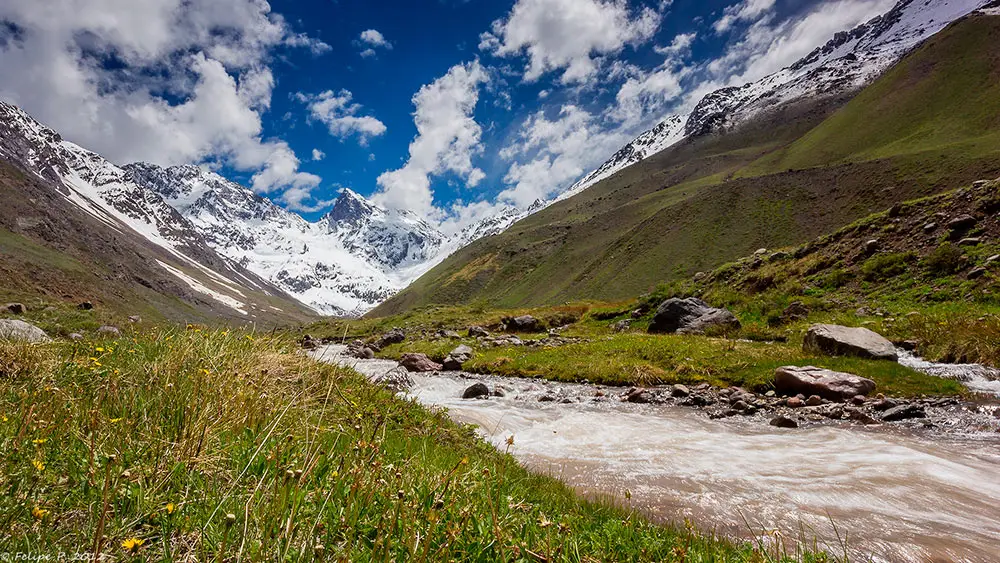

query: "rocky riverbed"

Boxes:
[311, 344, 1000, 562]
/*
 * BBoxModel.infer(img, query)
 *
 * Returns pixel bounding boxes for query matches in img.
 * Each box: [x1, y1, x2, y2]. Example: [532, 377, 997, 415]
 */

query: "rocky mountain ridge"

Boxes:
[569, 0, 992, 197]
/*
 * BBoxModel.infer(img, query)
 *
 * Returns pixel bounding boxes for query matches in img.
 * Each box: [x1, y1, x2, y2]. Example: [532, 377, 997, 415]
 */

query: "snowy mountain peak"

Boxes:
[325, 188, 377, 227]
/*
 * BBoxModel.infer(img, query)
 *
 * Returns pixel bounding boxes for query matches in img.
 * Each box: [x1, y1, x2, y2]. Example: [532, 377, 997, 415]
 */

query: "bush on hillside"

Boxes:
[923, 242, 964, 276]
[861, 252, 915, 281]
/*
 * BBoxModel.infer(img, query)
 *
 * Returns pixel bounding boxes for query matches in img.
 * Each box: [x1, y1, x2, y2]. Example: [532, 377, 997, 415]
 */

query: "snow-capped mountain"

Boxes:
[0, 100, 535, 316]
[556, 115, 686, 204]
[0, 100, 313, 320]
[570, 0, 992, 196]
[124, 163, 511, 316]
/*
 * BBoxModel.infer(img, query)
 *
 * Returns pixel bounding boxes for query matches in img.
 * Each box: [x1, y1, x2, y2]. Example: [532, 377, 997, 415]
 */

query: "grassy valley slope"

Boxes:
[371, 13, 1000, 317]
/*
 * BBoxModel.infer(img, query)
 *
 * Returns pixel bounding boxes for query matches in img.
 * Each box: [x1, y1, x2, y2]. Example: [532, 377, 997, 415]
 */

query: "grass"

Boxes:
[0, 325, 831, 561]
[378, 330, 962, 397]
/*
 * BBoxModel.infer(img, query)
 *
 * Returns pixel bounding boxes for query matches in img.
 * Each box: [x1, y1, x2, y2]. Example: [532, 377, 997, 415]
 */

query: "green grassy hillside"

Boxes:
[371, 14, 1000, 318]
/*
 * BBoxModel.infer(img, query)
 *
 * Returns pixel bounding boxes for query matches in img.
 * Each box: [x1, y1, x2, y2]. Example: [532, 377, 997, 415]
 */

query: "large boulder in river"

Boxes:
[775, 366, 876, 401]
[399, 353, 442, 373]
[0, 319, 51, 343]
[803, 324, 897, 361]
[462, 382, 490, 399]
[648, 298, 740, 334]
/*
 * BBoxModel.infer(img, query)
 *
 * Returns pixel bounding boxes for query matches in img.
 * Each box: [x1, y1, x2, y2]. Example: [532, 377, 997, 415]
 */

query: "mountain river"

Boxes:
[311, 345, 1000, 562]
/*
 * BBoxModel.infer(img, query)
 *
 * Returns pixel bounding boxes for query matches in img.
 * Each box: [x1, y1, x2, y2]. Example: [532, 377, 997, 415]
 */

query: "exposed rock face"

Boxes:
[462, 382, 490, 399]
[399, 353, 442, 373]
[4, 303, 25, 314]
[0, 319, 51, 343]
[467, 326, 490, 338]
[775, 365, 877, 401]
[803, 324, 898, 361]
[647, 298, 740, 334]
[502, 315, 543, 333]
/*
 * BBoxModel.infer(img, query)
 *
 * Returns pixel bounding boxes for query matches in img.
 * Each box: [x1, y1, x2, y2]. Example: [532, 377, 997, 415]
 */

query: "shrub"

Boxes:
[861, 252, 915, 281]
[923, 242, 964, 276]
[818, 268, 852, 289]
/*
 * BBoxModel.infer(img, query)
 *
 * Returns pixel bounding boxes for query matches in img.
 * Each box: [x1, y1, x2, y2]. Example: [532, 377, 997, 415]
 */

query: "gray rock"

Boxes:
[355, 347, 375, 360]
[781, 301, 810, 323]
[503, 315, 543, 333]
[77, 301, 94, 310]
[846, 408, 880, 425]
[861, 239, 879, 255]
[882, 403, 927, 422]
[775, 366, 876, 401]
[374, 328, 406, 350]
[648, 297, 740, 334]
[68, 332, 84, 341]
[803, 324, 898, 361]
[467, 326, 490, 338]
[985, 254, 1000, 267]
[4, 302, 25, 315]
[947, 215, 977, 232]
[449, 344, 474, 361]
[968, 267, 987, 280]
[769, 415, 798, 429]
[96, 325, 121, 336]
[806, 395, 824, 406]
[922, 222, 937, 233]
[462, 382, 490, 399]
[786, 397, 804, 408]
[671, 384, 690, 398]
[611, 319, 631, 333]
[438, 329, 461, 339]
[399, 353, 442, 373]
[128, 315, 141, 323]
[958, 237, 982, 246]
[371, 367, 413, 392]
[0, 319, 51, 343]
[625, 388, 650, 403]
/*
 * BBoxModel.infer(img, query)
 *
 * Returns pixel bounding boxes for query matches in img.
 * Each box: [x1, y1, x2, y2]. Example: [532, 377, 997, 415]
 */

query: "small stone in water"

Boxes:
[786, 397, 804, 408]
[806, 395, 824, 406]
[769, 415, 798, 429]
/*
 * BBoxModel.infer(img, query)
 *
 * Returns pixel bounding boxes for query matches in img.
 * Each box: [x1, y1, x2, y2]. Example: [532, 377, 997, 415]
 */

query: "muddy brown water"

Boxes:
[313, 345, 1000, 562]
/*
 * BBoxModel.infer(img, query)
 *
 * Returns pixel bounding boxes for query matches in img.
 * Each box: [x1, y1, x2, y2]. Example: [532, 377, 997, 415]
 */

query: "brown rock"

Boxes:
[399, 353, 442, 373]
[775, 365, 877, 401]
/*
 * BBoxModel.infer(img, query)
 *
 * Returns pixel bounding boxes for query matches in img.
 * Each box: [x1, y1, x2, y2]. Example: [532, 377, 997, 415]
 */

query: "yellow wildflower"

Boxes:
[121, 537, 144, 553]
[165, 503, 176, 515]
[200, 369, 211, 375]
[95, 347, 105, 352]
[32, 459, 45, 471]
[109, 417, 122, 423]
[32, 438, 47, 445]
[32, 506, 48, 519]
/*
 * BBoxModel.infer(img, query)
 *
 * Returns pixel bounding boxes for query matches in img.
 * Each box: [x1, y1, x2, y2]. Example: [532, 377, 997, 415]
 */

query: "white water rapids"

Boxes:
[312, 345, 1000, 562]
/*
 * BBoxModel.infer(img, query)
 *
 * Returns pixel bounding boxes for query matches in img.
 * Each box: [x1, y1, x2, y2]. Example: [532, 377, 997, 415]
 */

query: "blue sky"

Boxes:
[0, 0, 895, 229]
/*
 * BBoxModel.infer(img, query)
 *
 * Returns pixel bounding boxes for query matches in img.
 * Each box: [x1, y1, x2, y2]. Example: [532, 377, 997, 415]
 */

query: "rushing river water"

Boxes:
[312, 345, 1000, 562]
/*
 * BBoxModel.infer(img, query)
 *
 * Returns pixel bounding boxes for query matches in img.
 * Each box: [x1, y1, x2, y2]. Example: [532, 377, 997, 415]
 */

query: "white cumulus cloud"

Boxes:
[372, 60, 489, 219]
[0, 0, 328, 206]
[480, 0, 660, 84]
[297, 89, 387, 145]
